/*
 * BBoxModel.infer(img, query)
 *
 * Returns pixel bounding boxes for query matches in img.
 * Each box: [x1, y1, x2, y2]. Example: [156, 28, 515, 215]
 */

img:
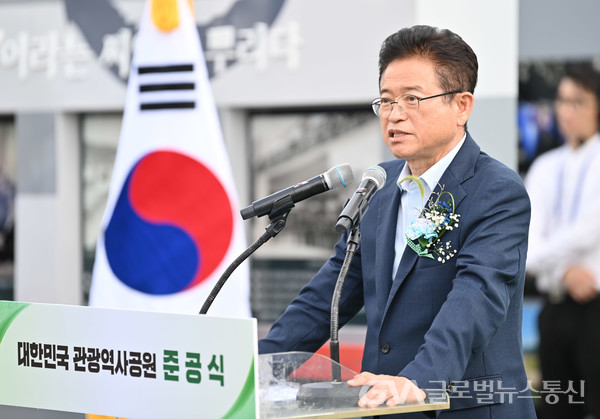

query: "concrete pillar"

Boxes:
[14, 112, 81, 305]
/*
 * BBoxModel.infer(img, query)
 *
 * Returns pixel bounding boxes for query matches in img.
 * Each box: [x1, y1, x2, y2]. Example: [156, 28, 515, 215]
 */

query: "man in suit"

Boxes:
[259, 25, 536, 418]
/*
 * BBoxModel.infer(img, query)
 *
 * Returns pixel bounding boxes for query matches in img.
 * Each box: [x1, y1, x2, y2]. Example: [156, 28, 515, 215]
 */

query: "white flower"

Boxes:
[403, 182, 460, 263]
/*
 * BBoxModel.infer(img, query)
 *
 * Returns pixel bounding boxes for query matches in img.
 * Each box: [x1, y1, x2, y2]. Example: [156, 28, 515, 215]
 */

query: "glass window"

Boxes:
[248, 109, 380, 323]
[80, 113, 122, 301]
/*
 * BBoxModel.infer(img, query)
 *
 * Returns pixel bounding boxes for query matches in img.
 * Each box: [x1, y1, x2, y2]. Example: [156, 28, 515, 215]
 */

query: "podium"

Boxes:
[259, 351, 449, 418]
[0, 301, 448, 418]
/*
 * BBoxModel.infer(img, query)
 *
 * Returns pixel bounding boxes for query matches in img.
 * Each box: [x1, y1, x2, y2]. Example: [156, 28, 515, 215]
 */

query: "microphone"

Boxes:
[335, 166, 387, 234]
[240, 164, 355, 219]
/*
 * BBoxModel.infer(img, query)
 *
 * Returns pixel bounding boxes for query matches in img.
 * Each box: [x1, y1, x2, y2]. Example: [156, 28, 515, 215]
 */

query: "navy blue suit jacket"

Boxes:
[259, 133, 536, 418]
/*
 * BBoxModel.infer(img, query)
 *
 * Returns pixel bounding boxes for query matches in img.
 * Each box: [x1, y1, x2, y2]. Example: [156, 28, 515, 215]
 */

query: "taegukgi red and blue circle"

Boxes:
[104, 150, 233, 295]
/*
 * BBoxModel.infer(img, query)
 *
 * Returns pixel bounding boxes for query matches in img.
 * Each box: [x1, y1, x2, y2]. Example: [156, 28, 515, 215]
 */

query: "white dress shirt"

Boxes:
[526, 133, 600, 295]
[392, 135, 466, 279]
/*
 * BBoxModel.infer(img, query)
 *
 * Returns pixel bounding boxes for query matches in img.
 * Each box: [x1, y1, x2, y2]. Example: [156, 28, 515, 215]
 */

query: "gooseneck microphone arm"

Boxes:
[329, 227, 361, 382]
[200, 164, 354, 315]
[330, 166, 386, 378]
[294, 167, 386, 407]
[295, 225, 367, 407]
[199, 197, 294, 315]
[199, 230, 270, 315]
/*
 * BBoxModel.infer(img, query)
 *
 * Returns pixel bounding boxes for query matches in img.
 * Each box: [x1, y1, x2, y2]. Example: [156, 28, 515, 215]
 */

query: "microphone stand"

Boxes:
[330, 227, 360, 381]
[201, 196, 368, 406]
[199, 196, 295, 315]
[296, 226, 368, 407]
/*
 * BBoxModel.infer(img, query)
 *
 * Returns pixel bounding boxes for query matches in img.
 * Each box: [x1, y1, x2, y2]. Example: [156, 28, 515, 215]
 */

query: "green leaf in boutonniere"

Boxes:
[399, 177, 460, 263]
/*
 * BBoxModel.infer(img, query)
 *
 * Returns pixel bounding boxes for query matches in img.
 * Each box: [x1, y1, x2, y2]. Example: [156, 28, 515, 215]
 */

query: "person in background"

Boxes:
[260, 25, 535, 418]
[526, 63, 600, 419]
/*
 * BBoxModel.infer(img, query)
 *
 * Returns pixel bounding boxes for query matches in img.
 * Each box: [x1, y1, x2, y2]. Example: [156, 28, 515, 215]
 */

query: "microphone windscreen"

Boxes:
[324, 163, 354, 190]
[362, 166, 387, 190]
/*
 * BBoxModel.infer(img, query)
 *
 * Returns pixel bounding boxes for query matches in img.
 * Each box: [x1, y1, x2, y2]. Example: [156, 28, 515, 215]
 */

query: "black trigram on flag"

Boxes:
[137, 63, 196, 110]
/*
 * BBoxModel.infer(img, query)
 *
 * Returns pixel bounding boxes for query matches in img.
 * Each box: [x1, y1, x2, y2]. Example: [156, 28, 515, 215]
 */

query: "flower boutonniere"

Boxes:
[400, 176, 460, 263]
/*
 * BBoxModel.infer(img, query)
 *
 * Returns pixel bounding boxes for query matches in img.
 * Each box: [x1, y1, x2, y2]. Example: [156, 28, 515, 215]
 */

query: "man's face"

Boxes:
[555, 77, 599, 146]
[378, 57, 467, 168]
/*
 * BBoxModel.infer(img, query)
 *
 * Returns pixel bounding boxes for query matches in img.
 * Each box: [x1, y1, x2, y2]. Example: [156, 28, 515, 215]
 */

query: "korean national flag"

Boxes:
[88, 0, 250, 317]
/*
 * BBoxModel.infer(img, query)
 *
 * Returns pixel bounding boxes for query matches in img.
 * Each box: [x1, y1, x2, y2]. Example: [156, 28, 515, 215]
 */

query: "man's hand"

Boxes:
[563, 266, 598, 303]
[347, 372, 426, 407]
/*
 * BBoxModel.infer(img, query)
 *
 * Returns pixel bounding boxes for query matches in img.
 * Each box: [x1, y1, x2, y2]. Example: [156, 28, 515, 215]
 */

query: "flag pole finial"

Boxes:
[151, 0, 180, 32]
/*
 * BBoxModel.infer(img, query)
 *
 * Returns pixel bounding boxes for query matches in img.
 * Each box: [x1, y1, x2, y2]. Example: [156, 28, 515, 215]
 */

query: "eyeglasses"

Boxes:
[555, 96, 593, 111]
[371, 91, 462, 118]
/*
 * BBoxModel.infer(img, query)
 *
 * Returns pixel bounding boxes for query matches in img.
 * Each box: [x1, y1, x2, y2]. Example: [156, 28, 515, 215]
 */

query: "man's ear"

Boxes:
[456, 92, 474, 127]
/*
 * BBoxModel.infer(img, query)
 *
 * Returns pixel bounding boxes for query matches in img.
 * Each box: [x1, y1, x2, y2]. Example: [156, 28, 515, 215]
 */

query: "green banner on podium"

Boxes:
[0, 301, 258, 418]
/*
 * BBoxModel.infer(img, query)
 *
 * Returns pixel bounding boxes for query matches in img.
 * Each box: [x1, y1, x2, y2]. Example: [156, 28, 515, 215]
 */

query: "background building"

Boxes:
[0, 0, 520, 312]
[1, 0, 600, 416]
[0, 0, 598, 329]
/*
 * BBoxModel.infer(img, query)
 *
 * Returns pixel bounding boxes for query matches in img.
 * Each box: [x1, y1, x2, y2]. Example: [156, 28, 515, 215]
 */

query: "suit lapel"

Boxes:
[382, 134, 478, 316]
[374, 163, 403, 317]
